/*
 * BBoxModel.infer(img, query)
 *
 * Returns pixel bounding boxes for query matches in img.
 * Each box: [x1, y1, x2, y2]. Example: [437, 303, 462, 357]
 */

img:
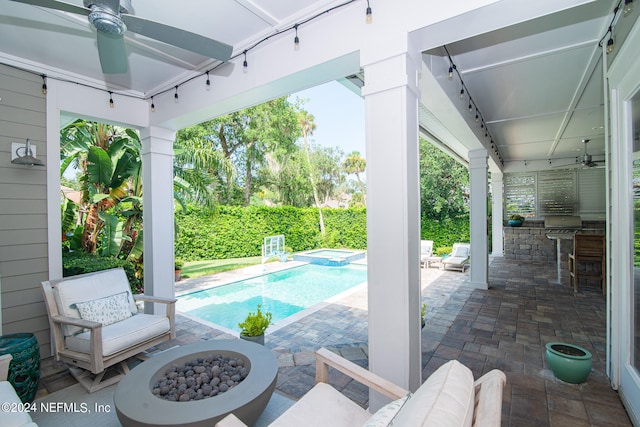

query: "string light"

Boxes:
[294, 24, 300, 51]
[365, 0, 372, 24]
[41, 74, 47, 95]
[108, 91, 114, 108]
[174, 86, 179, 103]
[150, 96, 155, 112]
[444, 44, 502, 162]
[243, 50, 248, 73]
[205, 72, 211, 91]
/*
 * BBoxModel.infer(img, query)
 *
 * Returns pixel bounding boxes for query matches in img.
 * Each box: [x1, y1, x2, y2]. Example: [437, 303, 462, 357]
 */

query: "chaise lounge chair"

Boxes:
[441, 243, 470, 272]
[420, 240, 434, 268]
[217, 347, 506, 427]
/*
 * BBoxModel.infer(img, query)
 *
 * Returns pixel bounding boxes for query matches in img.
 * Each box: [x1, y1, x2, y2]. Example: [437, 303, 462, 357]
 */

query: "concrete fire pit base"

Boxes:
[114, 340, 278, 427]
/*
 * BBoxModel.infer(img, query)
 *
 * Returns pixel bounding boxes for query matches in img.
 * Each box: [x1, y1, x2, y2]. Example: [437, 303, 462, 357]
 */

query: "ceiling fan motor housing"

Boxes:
[84, 0, 131, 35]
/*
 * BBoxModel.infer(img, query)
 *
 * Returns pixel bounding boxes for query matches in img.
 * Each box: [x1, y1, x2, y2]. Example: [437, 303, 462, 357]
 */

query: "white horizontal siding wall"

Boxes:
[0, 63, 50, 357]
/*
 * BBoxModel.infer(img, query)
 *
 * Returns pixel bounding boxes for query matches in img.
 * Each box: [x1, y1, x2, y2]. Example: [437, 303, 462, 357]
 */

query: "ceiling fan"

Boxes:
[578, 139, 601, 168]
[9, 0, 233, 74]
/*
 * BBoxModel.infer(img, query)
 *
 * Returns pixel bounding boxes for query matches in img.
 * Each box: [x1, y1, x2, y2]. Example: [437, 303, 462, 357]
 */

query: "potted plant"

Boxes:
[174, 258, 184, 282]
[508, 214, 525, 227]
[238, 304, 272, 345]
[421, 303, 427, 329]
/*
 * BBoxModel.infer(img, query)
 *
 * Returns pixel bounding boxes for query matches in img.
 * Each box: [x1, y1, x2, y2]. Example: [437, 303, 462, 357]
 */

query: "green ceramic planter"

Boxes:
[545, 342, 592, 384]
[0, 333, 40, 403]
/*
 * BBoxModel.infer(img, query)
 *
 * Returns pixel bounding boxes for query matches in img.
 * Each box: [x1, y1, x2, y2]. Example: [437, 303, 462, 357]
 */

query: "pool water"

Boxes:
[177, 264, 367, 332]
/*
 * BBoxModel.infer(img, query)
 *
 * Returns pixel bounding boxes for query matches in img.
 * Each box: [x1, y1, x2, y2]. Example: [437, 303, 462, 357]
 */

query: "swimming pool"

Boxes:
[176, 264, 367, 333]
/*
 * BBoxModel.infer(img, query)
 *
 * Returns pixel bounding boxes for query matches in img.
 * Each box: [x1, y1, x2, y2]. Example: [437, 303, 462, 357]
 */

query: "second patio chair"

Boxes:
[442, 243, 470, 272]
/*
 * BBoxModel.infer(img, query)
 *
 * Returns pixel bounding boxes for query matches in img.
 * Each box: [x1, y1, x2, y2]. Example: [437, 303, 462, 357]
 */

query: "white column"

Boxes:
[140, 126, 176, 314]
[491, 172, 504, 256]
[469, 149, 489, 289]
[362, 47, 421, 409]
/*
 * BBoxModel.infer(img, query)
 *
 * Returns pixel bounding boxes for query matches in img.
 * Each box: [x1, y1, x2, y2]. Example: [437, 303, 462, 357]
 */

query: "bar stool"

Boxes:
[568, 233, 605, 293]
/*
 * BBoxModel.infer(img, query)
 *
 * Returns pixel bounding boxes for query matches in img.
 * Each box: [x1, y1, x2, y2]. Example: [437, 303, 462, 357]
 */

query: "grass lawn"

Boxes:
[181, 256, 262, 279]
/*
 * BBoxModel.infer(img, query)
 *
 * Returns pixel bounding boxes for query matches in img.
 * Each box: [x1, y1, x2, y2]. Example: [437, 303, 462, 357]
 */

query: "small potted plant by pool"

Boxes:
[174, 258, 184, 282]
[239, 304, 272, 346]
[508, 214, 525, 227]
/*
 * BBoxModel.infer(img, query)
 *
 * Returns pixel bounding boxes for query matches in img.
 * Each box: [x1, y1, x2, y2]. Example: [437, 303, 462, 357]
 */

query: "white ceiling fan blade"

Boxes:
[97, 31, 127, 74]
[8, 0, 90, 16]
[121, 14, 232, 61]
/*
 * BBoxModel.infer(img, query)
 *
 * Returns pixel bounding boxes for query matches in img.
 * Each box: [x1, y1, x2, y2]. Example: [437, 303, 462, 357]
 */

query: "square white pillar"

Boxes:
[140, 126, 176, 314]
[362, 50, 421, 409]
[491, 172, 504, 256]
[469, 149, 489, 289]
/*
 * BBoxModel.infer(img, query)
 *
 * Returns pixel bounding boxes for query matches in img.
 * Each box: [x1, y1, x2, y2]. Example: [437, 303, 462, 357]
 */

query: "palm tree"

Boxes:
[297, 110, 325, 236]
[343, 151, 367, 206]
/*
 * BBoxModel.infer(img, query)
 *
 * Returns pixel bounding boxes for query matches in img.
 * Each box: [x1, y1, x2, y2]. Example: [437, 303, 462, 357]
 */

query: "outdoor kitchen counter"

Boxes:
[503, 225, 605, 263]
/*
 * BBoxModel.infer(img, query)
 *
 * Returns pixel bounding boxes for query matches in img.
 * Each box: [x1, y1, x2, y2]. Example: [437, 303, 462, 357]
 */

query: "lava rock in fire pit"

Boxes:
[152, 354, 249, 402]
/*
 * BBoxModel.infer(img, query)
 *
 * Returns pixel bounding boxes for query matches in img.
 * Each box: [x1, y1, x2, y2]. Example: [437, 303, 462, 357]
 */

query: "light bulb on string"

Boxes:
[624, 0, 634, 16]
[243, 51, 248, 73]
[205, 72, 211, 91]
[365, 0, 372, 24]
[468, 101, 473, 112]
[41, 75, 47, 95]
[294, 24, 300, 51]
[108, 91, 114, 108]
[448, 65, 454, 80]
[459, 88, 464, 99]
[174, 86, 179, 103]
[475, 111, 479, 122]
[606, 37, 615, 54]
[150, 96, 155, 112]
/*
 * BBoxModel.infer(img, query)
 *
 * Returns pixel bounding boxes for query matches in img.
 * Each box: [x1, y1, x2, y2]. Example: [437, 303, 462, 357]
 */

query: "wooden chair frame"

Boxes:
[41, 276, 176, 392]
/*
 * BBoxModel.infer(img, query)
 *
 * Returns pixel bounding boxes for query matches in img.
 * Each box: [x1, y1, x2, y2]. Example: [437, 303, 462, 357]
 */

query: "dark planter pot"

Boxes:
[240, 333, 265, 346]
[0, 333, 40, 403]
[508, 219, 524, 227]
[545, 342, 592, 384]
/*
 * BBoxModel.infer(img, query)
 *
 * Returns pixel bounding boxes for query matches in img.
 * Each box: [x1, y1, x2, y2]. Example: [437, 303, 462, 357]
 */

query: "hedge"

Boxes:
[174, 206, 367, 261]
[174, 205, 469, 261]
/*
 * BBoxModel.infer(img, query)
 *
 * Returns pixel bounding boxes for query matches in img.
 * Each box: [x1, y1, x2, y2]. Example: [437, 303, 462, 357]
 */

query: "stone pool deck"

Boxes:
[37, 257, 632, 426]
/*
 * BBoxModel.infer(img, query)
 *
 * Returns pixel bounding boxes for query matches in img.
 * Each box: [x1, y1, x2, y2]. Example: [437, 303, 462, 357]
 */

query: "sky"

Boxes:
[290, 80, 366, 156]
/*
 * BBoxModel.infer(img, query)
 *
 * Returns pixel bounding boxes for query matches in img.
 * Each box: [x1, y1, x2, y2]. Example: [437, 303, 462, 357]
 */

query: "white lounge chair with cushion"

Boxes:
[217, 347, 506, 427]
[442, 243, 470, 272]
[0, 355, 37, 427]
[420, 240, 434, 268]
[41, 268, 176, 392]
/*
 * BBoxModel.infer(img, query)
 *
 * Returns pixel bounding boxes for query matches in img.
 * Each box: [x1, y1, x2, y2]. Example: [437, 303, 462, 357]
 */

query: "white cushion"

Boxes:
[452, 246, 469, 257]
[442, 256, 468, 266]
[391, 360, 475, 427]
[74, 292, 132, 326]
[270, 382, 371, 427]
[65, 314, 169, 357]
[363, 394, 411, 427]
[0, 381, 35, 427]
[52, 269, 136, 336]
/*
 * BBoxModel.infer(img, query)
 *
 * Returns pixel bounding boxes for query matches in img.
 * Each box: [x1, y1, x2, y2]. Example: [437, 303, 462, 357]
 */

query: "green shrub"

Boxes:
[62, 252, 143, 293]
[175, 205, 367, 260]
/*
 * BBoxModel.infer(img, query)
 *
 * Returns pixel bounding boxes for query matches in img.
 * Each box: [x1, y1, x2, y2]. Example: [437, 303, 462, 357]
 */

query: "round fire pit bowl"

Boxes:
[114, 340, 278, 427]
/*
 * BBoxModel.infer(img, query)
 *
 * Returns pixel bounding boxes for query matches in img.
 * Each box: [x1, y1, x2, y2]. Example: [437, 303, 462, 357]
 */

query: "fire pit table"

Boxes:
[114, 340, 278, 427]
